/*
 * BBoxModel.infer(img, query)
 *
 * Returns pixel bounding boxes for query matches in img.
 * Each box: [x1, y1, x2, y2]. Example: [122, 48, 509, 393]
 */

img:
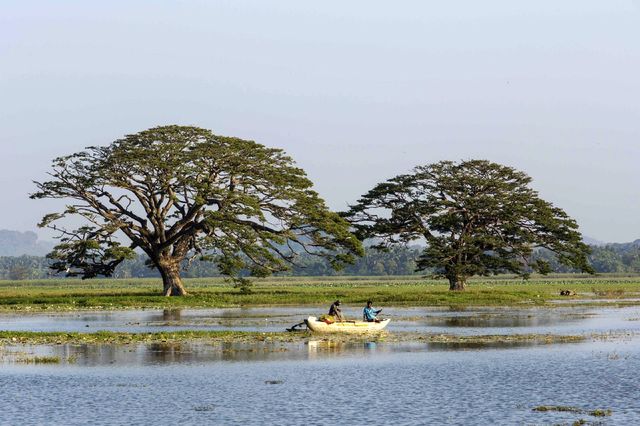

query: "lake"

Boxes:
[1, 305, 639, 425]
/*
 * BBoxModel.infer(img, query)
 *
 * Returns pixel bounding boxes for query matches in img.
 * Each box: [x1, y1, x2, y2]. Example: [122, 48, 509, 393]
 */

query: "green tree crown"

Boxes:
[347, 160, 593, 290]
[32, 125, 362, 295]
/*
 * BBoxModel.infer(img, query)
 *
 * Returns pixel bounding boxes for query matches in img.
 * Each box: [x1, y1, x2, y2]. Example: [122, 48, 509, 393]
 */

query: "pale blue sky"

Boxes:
[1, 0, 639, 242]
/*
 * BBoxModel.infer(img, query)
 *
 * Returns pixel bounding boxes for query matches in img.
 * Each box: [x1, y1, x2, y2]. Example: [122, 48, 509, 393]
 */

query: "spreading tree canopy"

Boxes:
[347, 160, 593, 290]
[32, 125, 362, 295]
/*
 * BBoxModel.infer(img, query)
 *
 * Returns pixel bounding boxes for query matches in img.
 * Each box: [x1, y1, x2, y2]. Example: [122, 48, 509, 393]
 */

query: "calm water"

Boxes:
[1, 340, 639, 425]
[2, 305, 640, 425]
[1, 305, 639, 335]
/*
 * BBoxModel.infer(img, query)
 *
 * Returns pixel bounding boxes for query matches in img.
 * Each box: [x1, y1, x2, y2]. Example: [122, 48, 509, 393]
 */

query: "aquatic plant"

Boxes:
[533, 405, 582, 413]
[533, 405, 612, 418]
[587, 409, 612, 417]
[16, 355, 61, 364]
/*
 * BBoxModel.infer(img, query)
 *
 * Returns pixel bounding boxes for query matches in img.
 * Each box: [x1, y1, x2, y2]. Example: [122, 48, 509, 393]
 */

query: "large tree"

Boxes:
[347, 160, 593, 290]
[32, 125, 362, 295]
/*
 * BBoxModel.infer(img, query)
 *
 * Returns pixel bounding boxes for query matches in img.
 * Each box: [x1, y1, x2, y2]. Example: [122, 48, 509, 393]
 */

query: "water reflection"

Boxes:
[364, 341, 377, 350]
[1, 335, 596, 367]
[425, 341, 541, 350]
[390, 307, 622, 336]
[434, 314, 564, 328]
[162, 309, 182, 321]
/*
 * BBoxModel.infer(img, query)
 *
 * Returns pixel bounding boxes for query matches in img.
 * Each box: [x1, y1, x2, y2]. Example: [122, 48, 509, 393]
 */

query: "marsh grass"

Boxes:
[0, 275, 638, 311]
[0, 330, 301, 345]
[592, 287, 626, 297]
[0, 330, 590, 346]
[16, 355, 60, 364]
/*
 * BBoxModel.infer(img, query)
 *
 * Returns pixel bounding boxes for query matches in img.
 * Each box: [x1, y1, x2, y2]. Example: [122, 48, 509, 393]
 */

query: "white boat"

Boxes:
[305, 316, 390, 333]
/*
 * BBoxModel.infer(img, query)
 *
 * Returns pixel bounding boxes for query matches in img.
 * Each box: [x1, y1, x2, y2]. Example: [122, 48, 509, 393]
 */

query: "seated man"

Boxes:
[328, 300, 345, 322]
[363, 300, 382, 322]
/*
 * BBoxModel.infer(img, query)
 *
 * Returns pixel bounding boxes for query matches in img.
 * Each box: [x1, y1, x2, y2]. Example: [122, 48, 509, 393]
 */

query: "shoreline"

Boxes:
[1, 298, 640, 313]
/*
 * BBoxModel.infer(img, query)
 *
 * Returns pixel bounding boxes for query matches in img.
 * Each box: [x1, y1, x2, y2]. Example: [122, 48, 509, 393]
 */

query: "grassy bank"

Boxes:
[0, 274, 639, 311]
[0, 330, 587, 346]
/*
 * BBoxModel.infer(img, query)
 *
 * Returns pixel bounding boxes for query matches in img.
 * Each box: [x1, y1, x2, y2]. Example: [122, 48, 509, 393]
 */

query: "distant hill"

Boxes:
[582, 235, 606, 246]
[604, 239, 640, 249]
[0, 230, 54, 256]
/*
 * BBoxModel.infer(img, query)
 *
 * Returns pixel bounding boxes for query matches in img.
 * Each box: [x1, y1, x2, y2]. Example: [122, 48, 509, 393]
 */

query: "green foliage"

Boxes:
[533, 242, 640, 274]
[589, 244, 640, 272]
[347, 160, 593, 289]
[31, 126, 362, 294]
[8, 265, 30, 280]
[287, 245, 421, 276]
[0, 256, 51, 280]
[45, 225, 136, 279]
[0, 246, 420, 281]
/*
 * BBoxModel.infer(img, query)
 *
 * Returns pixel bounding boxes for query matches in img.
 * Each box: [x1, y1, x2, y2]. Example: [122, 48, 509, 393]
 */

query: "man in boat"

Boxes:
[328, 300, 345, 322]
[363, 301, 383, 322]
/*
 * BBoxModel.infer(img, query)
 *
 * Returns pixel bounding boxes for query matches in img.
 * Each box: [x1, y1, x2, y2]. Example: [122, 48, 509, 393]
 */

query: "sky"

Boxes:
[1, 0, 639, 243]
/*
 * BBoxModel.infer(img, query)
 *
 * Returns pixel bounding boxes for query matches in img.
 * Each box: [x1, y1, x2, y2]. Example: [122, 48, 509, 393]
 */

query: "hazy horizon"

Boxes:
[1, 1, 639, 243]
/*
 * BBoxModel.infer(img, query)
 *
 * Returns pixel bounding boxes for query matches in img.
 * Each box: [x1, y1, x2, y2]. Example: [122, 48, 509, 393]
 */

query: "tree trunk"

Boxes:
[448, 276, 466, 291]
[158, 263, 188, 296]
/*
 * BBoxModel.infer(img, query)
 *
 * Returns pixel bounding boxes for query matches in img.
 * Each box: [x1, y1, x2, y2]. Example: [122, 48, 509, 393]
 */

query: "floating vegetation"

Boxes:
[533, 405, 582, 413]
[115, 383, 147, 388]
[532, 405, 612, 417]
[16, 355, 60, 364]
[193, 404, 216, 412]
[0, 330, 593, 346]
[0, 330, 305, 346]
[588, 409, 612, 417]
[421, 333, 585, 345]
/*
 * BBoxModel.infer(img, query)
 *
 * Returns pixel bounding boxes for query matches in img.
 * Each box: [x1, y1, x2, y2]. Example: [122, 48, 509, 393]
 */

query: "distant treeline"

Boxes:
[1, 242, 639, 280]
[0, 246, 421, 280]
[534, 241, 640, 274]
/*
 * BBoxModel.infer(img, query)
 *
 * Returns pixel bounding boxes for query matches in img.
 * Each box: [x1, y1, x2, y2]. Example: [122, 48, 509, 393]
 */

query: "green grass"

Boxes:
[0, 274, 639, 311]
[0, 330, 587, 346]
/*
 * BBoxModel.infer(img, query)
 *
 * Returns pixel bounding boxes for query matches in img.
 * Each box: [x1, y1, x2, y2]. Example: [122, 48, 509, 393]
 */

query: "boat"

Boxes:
[305, 316, 390, 333]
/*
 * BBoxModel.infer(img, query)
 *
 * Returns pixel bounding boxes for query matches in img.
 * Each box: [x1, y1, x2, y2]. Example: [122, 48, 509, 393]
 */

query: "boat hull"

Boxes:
[305, 316, 390, 333]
